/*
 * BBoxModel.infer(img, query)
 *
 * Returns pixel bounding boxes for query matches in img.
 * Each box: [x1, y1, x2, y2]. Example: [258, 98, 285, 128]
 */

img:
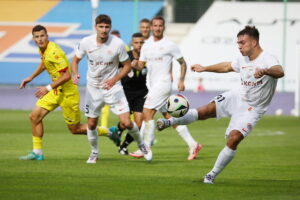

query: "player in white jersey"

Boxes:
[156, 26, 284, 183]
[131, 16, 201, 160]
[139, 18, 151, 41]
[71, 14, 152, 163]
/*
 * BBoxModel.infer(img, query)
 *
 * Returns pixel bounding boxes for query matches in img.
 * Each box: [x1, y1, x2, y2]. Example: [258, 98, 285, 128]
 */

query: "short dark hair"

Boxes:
[151, 16, 165, 26]
[32, 25, 47, 35]
[237, 25, 259, 41]
[132, 32, 143, 38]
[140, 18, 150, 24]
[95, 14, 111, 25]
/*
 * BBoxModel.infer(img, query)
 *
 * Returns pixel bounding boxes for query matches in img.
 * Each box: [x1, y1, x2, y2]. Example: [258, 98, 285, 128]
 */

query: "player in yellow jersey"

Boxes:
[19, 25, 120, 161]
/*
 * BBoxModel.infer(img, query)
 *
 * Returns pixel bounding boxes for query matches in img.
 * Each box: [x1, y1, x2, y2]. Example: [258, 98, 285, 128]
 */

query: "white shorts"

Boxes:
[143, 83, 171, 112]
[85, 83, 129, 118]
[213, 89, 264, 138]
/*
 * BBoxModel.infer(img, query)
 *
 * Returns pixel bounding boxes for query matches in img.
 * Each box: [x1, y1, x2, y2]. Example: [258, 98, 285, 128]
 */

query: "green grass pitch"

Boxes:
[0, 110, 299, 200]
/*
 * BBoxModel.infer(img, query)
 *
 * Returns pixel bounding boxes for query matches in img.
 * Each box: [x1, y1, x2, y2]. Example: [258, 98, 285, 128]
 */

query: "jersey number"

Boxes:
[85, 105, 89, 114]
[216, 95, 225, 102]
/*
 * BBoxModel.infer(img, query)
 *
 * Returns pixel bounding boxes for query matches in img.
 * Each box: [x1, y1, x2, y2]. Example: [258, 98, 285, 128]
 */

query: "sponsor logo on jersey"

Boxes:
[241, 78, 263, 87]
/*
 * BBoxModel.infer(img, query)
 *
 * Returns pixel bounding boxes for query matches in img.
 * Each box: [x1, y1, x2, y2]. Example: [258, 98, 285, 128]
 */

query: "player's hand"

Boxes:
[35, 86, 48, 98]
[102, 78, 117, 90]
[178, 80, 185, 91]
[131, 59, 138, 68]
[254, 68, 267, 79]
[191, 64, 205, 73]
[19, 77, 32, 89]
[73, 73, 80, 85]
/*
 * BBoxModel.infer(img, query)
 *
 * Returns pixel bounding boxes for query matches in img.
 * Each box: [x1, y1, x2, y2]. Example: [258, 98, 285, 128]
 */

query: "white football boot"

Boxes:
[86, 152, 98, 164]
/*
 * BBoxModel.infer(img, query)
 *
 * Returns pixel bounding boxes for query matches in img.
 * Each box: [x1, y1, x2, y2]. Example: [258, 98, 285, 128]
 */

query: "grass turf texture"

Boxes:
[0, 109, 299, 200]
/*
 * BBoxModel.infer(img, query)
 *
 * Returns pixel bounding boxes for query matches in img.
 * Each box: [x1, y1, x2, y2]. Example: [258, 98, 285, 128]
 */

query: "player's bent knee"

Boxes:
[87, 123, 97, 130]
[29, 112, 41, 123]
[87, 118, 98, 130]
[67, 124, 83, 135]
[227, 131, 244, 150]
[120, 120, 132, 129]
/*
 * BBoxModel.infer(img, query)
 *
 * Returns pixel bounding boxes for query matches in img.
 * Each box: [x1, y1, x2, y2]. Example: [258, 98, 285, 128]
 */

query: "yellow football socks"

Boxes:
[32, 136, 42, 155]
[97, 126, 108, 136]
[100, 104, 110, 128]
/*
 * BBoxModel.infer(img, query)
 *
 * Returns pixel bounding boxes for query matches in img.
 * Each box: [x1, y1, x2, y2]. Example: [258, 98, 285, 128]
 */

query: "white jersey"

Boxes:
[231, 51, 280, 113]
[140, 36, 182, 88]
[75, 34, 129, 88]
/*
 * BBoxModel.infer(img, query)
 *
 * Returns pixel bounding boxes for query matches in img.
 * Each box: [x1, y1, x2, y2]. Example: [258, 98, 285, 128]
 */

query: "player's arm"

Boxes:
[254, 65, 284, 79]
[35, 67, 71, 99]
[71, 56, 82, 85]
[132, 43, 146, 71]
[177, 57, 187, 91]
[19, 62, 45, 89]
[102, 59, 131, 90]
[191, 62, 234, 73]
[131, 60, 146, 71]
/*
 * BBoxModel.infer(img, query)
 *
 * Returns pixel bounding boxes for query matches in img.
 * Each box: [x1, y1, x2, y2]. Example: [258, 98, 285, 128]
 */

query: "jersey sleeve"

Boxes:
[170, 43, 182, 60]
[75, 39, 87, 59]
[265, 54, 280, 69]
[231, 57, 240, 73]
[139, 45, 147, 62]
[118, 43, 129, 62]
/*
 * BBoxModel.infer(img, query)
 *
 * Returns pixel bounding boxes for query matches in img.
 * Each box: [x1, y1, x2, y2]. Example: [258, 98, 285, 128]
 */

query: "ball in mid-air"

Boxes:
[166, 94, 189, 118]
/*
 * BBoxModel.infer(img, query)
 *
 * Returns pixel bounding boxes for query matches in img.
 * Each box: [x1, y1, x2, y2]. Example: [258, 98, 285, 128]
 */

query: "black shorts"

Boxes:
[127, 96, 146, 113]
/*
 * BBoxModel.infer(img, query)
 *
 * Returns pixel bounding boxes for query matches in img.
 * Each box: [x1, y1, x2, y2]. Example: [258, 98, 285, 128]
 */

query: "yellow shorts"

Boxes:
[36, 88, 81, 125]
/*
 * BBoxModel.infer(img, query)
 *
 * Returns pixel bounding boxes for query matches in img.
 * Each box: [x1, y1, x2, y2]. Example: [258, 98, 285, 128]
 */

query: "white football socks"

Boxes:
[87, 128, 99, 154]
[169, 109, 198, 126]
[139, 121, 145, 138]
[143, 120, 155, 147]
[211, 146, 236, 175]
[176, 125, 197, 148]
[128, 122, 143, 145]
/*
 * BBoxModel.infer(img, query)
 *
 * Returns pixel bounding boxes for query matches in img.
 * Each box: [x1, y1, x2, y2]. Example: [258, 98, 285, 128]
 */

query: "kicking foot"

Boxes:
[187, 144, 202, 160]
[156, 118, 171, 131]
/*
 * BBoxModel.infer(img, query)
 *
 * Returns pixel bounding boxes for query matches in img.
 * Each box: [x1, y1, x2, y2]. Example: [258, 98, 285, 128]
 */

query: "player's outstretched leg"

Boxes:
[157, 109, 199, 131]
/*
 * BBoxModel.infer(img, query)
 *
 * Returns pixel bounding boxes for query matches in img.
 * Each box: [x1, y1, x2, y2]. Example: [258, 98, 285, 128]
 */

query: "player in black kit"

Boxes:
[118, 32, 148, 155]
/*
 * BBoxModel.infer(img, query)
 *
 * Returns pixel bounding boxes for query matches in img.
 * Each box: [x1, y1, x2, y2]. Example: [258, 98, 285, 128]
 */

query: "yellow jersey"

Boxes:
[39, 41, 77, 94]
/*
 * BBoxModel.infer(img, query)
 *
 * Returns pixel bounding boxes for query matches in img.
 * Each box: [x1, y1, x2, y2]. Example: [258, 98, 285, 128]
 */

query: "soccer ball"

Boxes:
[166, 94, 189, 118]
